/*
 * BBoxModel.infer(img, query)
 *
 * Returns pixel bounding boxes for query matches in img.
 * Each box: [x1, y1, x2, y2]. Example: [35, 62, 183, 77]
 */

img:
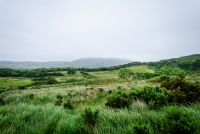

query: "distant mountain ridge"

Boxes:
[0, 54, 199, 69]
[0, 58, 132, 69]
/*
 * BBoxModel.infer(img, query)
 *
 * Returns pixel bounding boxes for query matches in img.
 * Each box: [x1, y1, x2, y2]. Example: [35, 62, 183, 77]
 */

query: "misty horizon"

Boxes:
[0, 54, 199, 63]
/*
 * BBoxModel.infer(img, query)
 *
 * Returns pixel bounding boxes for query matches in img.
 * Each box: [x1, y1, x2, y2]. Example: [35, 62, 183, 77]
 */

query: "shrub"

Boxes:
[63, 100, 75, 110]
[142, 86, 168, 109]
[118, 68, 133, 79]
[46, 77, 57, 84]
[65, 78, 84, 83]
[161, 75, 200, 104]
[129, 86, 168, 109]
[54, 94, 63, 106]
[133, 123, 152, 134]
[159, 107, 199, 134]
[82, 107, 99, 126]
[106, 90, 131, 108]
[56, 94, 63, 100]
[67, 68, 76, 75]
[55, 100, 62, 106]
[98, 88, 104, 92]
[18, 85, 26, 90]
[155, 66, 186, 76]
[32, 77, 57, 85]
[158, 75, 170, 82]
[29, 94, 34, 99]
[80, 71, 97, 79]
[129, 88, 143, 100]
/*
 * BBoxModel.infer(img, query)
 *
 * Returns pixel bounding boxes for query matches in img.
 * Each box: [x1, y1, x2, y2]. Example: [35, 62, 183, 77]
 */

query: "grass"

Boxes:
[89, 70, 118, 79]
[0, 102, 199, 134]
[0, 77, 32, 89]
[127, 66, 154, 73]
[185, 73, 200, 83]
[0, 65, 200, 133]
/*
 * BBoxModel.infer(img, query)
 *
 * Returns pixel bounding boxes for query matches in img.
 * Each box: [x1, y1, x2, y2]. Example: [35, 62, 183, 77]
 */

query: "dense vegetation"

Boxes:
[0, 54, 200, 134]
[1, 55, 199, 77]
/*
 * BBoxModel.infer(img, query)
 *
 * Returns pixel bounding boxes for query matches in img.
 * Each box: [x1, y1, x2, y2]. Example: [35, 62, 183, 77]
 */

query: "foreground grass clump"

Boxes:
[0, 102, 200, 134]
[133, 123, 152, 134]
[0, 103, 83, 134]
[63, 100, 75, 110]
[0, 95, 5, 105]
[82, 107, 99, 126]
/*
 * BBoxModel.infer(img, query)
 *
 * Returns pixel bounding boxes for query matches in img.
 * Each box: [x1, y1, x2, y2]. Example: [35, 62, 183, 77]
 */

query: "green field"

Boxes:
[0, 64, 200, 134]
[0, 77, 32, 88]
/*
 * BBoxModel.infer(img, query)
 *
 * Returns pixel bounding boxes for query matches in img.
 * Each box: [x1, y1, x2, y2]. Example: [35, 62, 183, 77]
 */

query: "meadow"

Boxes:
[0, 64, 200, 134]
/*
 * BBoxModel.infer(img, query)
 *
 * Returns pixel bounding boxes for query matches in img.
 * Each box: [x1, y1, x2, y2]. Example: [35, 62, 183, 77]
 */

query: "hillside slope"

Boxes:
[159, 54, 200, 63]
[147, 54, 200, 69]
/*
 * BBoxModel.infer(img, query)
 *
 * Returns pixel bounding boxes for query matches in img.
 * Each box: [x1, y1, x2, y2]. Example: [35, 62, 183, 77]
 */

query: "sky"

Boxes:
[0, 0, 200, 62]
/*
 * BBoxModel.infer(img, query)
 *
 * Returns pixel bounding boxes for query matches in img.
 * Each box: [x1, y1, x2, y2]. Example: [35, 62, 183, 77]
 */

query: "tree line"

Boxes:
[0, 59, 199, 77]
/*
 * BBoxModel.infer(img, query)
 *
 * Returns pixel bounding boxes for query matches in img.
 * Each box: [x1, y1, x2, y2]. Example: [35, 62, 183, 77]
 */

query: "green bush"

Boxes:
[155, 66, 186, 76]
[158, 75, 170, 82]
[54, 94, 63, 106]
[82, 107, 99, 126]
[143, 86, 168, 109]
[55, 100, 62, 106]
[159, 107, 199, 134]
[67, 68, 76, 75]
[18, 85, 26, 90]
[133, 123, 152, 134]
[32, 77, 57, 85]
[129, 87, 168, 109]
[46, 77, 57, 84]
[63, 100, 75, 110]
[129, 88, 143, 100]
[161, 75, 200, 104]
[56, 94, 63, 100]
[118, 68, 133, 79]
[27, 93, 34, 99]
[65, 78, 84, 83]
[106, 90, 132, 108]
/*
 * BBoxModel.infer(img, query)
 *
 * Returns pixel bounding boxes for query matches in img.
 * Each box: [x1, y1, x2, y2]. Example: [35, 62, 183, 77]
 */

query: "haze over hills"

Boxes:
[0, 54, 199, 69]
[0, 58, 132, 69]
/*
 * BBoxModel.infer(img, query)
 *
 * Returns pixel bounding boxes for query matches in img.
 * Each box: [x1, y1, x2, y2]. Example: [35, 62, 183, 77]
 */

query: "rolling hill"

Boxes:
[0, 54, 199, 69]
[0, 58, 132, 69]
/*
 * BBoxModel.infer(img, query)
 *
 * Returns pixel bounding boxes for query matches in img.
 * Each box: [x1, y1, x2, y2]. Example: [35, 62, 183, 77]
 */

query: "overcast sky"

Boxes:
[0, 0, 200, 61]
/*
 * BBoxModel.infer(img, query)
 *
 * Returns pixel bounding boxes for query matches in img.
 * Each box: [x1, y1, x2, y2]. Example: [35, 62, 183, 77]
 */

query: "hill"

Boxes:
[156, 54, 200, 63]
[0, 54, 199, 70]
[0, 58, 132, 69]
[79, 54, 200, 72]
[147, 54, 200, 70]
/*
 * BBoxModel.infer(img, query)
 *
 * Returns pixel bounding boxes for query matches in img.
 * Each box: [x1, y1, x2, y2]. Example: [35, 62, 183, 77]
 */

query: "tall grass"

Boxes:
[0, 101, 199, 134]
